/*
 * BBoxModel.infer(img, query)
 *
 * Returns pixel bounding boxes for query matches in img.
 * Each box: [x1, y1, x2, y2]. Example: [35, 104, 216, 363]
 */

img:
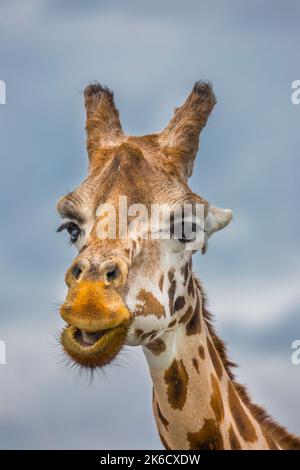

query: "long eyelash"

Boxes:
[56, 222, 70, 233]
[57, 221, 81, 247]
[67, 238, 74, 247]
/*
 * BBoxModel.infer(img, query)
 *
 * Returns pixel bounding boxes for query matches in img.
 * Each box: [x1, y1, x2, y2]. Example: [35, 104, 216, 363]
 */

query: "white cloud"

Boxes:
[202, 266, 300, 328]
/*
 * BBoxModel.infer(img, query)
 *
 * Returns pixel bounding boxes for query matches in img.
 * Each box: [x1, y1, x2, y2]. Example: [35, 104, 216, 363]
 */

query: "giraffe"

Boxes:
[57, 81, 300, 450]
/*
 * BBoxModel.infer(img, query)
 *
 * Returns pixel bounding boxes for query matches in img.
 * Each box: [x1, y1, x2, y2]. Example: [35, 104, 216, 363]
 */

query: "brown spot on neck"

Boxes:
[228, 424, 242, 450]
[134, 329, 143, 339]
[186, 294, 201, 335]
[182, 262, 189, 286]
[168, 269, 176, 316]
[228, 381, 257, 443]
[174, 296, 186, 312]
[210, 374, 224, 423]
[164, 359, 189, 410]
[192, 358, 199, 373]
[159, 274, 164, 292]
[156, 402, 169, 431]
[135, 289, 165, 318]
[140, 329, 159, 341]
[207, 336, 223, 379]
[145, 338, 166, 356]
[168, 319, 177, 328]
[198, 345, 205, 360]
[187, 418, 224, 450]
[168, 268, 175, 283]
[187, 276, 195, 297]
[179, 305, 193, 324]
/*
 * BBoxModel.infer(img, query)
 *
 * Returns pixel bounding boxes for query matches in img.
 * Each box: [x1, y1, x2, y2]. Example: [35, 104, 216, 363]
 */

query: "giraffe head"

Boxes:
[57, 82, 232, 369]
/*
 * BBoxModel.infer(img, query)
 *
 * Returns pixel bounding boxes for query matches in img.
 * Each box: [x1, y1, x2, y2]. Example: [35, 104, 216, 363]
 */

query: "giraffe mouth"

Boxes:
[61, 322, 130, 369]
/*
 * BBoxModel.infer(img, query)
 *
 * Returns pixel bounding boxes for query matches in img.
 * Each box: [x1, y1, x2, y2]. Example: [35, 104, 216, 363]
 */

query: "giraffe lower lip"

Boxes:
[60, 323, 130, 368]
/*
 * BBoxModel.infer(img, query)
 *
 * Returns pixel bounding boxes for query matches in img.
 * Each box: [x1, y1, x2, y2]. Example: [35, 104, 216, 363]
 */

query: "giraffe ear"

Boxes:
[159, 81, 216, 179]
[84, 83, 124, 163]
[202, 205, 233, 253]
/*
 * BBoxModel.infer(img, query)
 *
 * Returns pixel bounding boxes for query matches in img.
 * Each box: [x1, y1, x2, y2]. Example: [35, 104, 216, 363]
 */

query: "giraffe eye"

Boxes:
[57, 221, 81, 243]
[67, 223, 81, 242]
[172, 218, 199, 243]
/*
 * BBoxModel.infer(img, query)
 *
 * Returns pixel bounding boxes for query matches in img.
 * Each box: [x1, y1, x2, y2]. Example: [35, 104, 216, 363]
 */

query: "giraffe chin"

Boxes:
[61, 322, 130, 368]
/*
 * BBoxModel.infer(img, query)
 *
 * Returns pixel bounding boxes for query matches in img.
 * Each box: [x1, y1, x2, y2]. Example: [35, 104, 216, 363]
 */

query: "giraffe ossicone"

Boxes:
[57, 81, 300, 450]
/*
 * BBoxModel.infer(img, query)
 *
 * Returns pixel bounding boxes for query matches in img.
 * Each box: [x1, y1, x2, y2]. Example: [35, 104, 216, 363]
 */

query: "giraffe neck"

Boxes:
[142, 273, 277, 450]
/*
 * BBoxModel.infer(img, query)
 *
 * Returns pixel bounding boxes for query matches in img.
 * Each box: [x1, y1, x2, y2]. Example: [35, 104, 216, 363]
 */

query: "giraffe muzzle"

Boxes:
[59, 280, 132, 368]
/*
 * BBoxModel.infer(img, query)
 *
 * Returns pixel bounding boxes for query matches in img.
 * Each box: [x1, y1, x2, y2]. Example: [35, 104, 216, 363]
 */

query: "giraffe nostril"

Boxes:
[103, 262, 120, 283]
[69, 258, 90, 283]
[105, 267, 119, 282]
[72, 263, 83, 280]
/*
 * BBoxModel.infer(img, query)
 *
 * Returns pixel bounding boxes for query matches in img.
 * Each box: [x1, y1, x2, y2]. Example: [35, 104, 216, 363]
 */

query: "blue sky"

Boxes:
[0, 0, 299, 449]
